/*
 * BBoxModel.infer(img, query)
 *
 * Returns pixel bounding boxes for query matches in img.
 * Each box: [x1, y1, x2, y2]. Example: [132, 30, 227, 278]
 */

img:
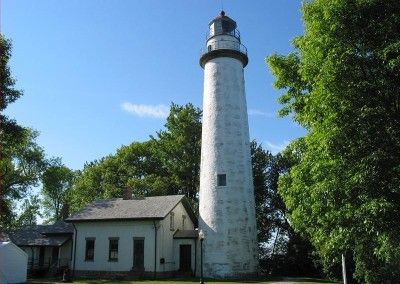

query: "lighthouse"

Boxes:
[198, 11, 258, 278]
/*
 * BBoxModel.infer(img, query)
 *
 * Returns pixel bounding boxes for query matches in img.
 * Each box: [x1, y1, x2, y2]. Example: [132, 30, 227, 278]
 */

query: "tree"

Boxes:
[252, 141, 321, 277]
[267, 1, 400, 282]
[69, 103, 202, 212]
[16, 195, 42, 226]
[250, 141, 275, 249]
[151, 103, 202, 203]
[41, 159, 74, 222]
[0, 35, 46, 229]
[69, 140, 159, 213]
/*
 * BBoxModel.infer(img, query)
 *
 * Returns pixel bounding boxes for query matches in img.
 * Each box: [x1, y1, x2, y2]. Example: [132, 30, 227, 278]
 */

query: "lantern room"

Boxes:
[207, 11, 240, 41]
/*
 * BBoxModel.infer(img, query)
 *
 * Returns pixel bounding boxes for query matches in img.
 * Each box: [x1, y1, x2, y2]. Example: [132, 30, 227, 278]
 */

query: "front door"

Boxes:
[39, 247, 45, 267]
[51, 247, 59, 265]
[133, 239, 144, 271]
[179, 244, 191, 272]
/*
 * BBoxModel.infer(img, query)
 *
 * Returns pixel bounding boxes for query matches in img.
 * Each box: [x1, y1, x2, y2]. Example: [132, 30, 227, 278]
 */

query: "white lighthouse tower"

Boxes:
[198, 11, 258, 278]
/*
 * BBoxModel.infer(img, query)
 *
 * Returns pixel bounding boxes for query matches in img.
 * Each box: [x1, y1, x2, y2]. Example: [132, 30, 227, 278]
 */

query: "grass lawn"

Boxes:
[28, 278, 337, 284]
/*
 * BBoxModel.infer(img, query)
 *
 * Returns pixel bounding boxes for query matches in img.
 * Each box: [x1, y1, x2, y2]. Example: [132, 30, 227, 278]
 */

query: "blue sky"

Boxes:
[3, 0, 305, 171]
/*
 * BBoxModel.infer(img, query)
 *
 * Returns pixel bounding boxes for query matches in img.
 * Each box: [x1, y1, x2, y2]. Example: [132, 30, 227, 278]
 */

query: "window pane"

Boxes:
[85, 239, 95, 261]
[109, 239, 118, 261]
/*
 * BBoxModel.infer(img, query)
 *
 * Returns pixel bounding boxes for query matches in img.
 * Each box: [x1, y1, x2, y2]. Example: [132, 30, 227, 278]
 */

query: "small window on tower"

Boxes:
[217, 174, 227, 186]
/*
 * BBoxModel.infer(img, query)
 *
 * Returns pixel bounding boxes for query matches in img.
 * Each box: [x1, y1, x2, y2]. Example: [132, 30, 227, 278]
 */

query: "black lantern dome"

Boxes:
[207, 11, 240, 41]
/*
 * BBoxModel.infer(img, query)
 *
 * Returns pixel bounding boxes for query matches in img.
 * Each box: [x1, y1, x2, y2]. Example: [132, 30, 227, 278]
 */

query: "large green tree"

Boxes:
[0, 35, 46, 228]
[267, 0, 400, 282]
[150, 103, 202, 203]
[69, 103, 202, 212]
[252, 141, 320, 277]
[41, 159, 74, 222]
[69, 140, 159, 212]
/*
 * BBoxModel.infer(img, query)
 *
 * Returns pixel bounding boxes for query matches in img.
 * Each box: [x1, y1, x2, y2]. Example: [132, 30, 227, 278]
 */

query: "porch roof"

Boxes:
[9, 228, 71, 247]
[173, 229, 199, 239]
[8, 221, 73, 247]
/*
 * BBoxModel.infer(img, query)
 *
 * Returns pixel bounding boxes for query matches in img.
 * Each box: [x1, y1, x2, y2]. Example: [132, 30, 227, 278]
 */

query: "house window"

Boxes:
[182, 215, 186, 229]
[85, 238, 95, 261]
[170, 212, 175, 231]
[217, 174, 227, 186]
[108, 238, 119, 261]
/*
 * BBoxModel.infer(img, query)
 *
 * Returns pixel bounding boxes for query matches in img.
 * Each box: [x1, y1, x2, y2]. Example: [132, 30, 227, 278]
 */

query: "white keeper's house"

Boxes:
[66, 194, 198, 279]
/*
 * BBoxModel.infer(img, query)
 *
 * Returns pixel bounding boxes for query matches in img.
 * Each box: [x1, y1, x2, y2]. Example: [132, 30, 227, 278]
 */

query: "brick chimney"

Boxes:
[123, 186, 133, 200]
[61, 203, 70, 220]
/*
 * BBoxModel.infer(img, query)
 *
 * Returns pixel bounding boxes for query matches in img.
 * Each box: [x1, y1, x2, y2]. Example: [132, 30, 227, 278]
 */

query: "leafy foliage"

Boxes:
[267, 0, 400, 282]
[252, 141, 321, 277]
[16, 195, 42, 226]
[69, 103, 202, 212]
[41, 159, 75, 222]
[0, 35, 46, 229]
[150, 103, 202, 203]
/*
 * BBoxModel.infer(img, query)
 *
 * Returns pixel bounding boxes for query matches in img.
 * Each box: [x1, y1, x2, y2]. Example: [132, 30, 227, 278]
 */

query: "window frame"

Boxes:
[108, 237, 119, 262]
[85, 238, 95, 261]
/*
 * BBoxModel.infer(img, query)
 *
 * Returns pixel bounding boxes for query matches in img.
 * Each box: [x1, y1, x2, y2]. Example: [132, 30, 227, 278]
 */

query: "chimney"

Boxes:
[123, 186, 133, 200]
[61, 203, 70, 220]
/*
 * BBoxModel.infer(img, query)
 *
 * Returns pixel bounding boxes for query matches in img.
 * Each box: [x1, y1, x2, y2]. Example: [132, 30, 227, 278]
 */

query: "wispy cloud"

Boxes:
[121, 102, 169, 119]
[248, 109, 275, 118]
[265, 140, 290, 154]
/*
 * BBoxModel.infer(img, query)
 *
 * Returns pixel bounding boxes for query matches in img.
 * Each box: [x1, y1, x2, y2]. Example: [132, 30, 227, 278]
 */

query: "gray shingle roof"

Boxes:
[9, 222, 72, 247]
[66, 195, 192, 222]
[40, 221, 73, 234]
[173, 229, 199, 239]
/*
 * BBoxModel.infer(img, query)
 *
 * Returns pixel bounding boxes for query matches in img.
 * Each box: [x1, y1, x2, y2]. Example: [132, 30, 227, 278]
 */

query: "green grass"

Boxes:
[28, 279, 337, 284]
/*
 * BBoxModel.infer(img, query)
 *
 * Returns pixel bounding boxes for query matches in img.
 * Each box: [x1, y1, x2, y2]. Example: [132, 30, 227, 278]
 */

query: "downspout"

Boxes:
[194, 238, 197, 276]
[72, 224, 77, 279]
[153, 220, 159, 279]
[30, 247, 34, 270]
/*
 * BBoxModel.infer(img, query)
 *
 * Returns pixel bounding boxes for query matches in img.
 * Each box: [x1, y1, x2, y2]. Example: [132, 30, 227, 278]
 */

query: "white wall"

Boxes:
[73, 220, 156, 272]
[22, 246, 53, 266]
[72, 201, 196, 274]
[157, 202, 195, 273]
[60, 240, 72, 266]
[0, 242, 28, 284]
[206, 34, 241, 52]
[173, 239, 196, 272]
[199, 30, 259, 278]
[21, 246, 34, 260]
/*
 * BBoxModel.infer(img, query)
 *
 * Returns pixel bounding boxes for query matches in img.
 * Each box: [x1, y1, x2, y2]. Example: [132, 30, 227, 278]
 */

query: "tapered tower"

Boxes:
[198, 11, 258, 278]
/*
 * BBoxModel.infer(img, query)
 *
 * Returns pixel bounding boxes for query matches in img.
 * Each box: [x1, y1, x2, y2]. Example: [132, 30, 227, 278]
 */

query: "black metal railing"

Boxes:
[206, 29, 241, 41]
[200, 40, 248, 57]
